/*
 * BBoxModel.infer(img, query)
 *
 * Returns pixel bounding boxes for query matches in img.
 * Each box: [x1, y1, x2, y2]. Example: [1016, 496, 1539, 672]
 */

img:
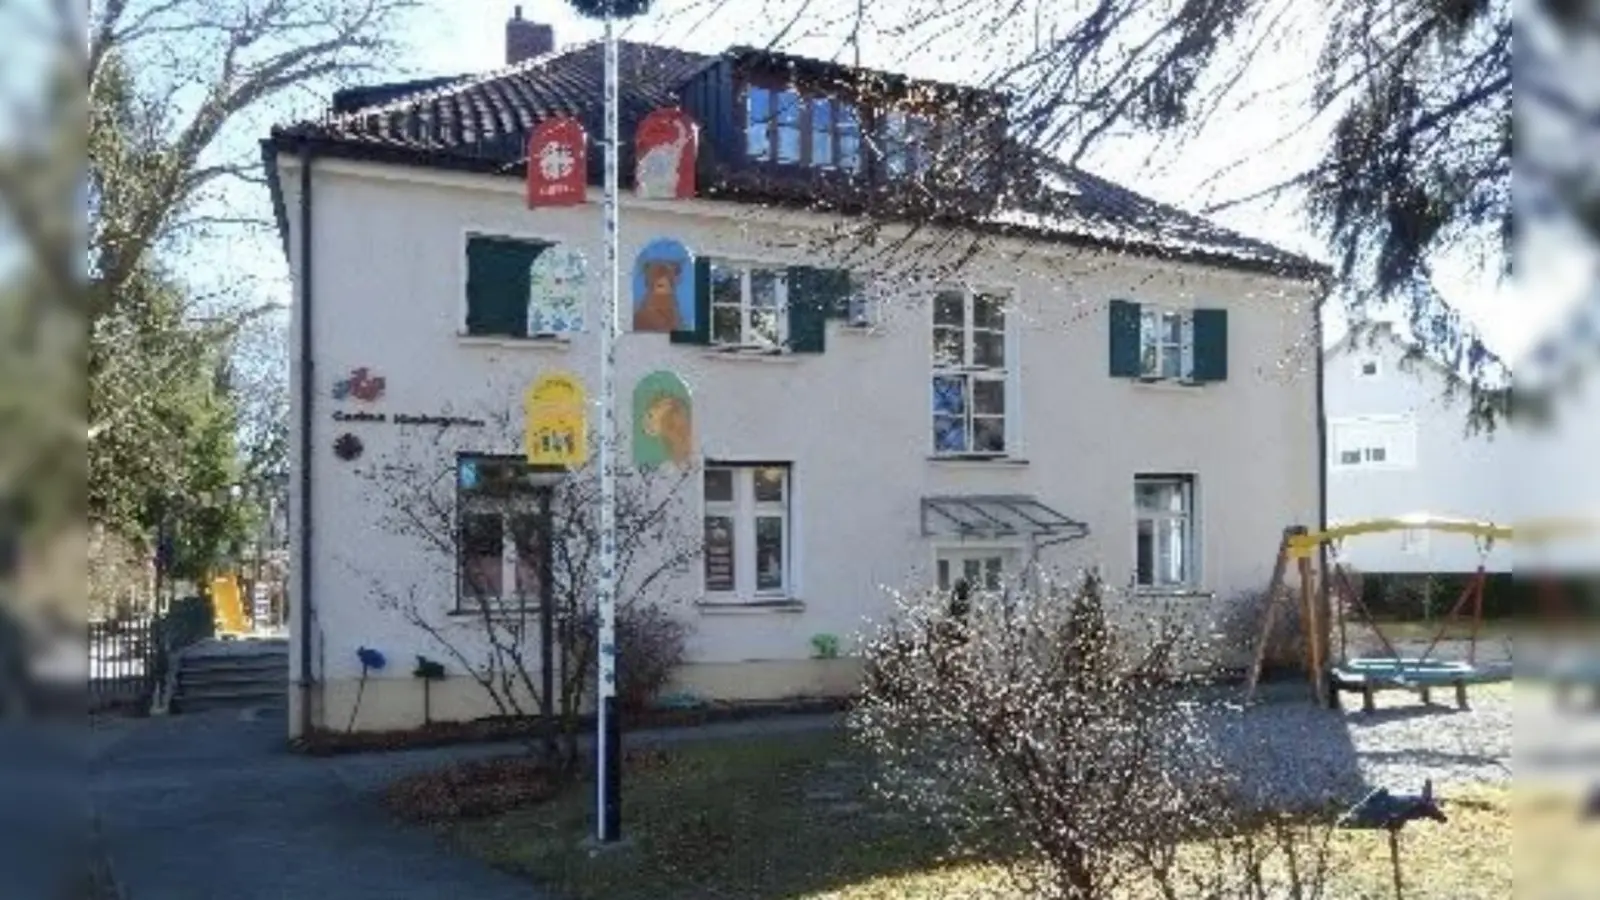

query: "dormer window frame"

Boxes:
[740, 74, 865, 175]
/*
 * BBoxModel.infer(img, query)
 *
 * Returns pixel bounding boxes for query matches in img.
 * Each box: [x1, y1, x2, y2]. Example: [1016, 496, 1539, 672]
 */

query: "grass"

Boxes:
[446, 731, 984, 899]
[442, 730, 1513, 900]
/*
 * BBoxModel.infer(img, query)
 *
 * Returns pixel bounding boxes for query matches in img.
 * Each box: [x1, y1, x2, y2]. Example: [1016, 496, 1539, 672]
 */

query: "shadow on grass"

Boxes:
[440, 728, 1025, 900]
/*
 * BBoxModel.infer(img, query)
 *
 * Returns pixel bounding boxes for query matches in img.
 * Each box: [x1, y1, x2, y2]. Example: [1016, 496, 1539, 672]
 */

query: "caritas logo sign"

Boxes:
[526, 117, 588, 208]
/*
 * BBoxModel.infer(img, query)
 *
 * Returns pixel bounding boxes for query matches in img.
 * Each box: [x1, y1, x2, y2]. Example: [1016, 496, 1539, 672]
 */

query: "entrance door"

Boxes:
[934, 548, 1015, 592]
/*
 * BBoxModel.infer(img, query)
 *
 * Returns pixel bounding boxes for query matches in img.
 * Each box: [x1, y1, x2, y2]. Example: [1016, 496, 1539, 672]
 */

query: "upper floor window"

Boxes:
[932, 288, 1010, 456]
[1108, 300, 1229, 384]
[710, 259, 788, 348]
[1141, 308, 1190, 380]
[1356, 355, 1382, 379]
[1329, 415, 1418, 470]
[464, 234, 570, 339]
[877, 109, 938, 178]
[745, 84, 861, 172]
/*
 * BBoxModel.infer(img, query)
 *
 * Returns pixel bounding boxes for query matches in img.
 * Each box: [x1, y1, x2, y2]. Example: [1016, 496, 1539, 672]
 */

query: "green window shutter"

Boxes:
[1108, 299, 1142, 377]
[670, 257, 713, 345]
[1191, 308, 1229, 382]
[465, 236, 546, 337]
[785, 266, 846, 353]
[818, 269, 855, 319]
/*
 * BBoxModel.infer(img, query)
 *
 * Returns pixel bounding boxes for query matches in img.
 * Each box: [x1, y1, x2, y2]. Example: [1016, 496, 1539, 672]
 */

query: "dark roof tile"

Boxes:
[269, 40, 1326, 279]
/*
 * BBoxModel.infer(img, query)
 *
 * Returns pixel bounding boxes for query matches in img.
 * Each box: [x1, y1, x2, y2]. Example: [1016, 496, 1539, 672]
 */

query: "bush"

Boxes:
[616, 603, 689, 715]
[1223, 588, 1307, 677]
[852, 574, 1240, 899]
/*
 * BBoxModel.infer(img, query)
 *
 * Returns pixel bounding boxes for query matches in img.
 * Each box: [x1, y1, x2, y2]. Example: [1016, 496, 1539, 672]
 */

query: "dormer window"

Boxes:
[878, 110, 937, 178]
[744, 82, 862, 172]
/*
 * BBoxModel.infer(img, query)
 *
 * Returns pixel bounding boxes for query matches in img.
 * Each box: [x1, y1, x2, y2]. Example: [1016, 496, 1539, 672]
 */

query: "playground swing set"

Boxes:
[1243, 515, 1515, 712]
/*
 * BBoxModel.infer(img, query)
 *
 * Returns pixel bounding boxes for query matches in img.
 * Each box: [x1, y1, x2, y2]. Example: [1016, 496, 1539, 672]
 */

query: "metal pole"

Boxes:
[596, 8, 623, 844]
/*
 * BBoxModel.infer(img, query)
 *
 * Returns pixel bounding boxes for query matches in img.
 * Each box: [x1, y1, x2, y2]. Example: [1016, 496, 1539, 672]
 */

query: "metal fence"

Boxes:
[88, 616, 160, 710]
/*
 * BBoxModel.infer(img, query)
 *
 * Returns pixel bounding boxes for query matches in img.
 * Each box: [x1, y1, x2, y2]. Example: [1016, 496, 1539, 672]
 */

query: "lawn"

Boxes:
[442, 730, 1512, 900]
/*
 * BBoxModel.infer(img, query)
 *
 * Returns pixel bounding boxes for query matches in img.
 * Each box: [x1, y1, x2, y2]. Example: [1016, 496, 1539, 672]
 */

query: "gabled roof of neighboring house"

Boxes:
[1325, 320, 1509, 387]
[265, 40, 1328, 281]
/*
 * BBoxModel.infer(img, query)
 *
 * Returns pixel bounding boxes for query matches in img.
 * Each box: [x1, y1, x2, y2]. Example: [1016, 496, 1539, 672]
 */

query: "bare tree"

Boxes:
[849, 571, 1339, 899]
[355, 409, 698, 771]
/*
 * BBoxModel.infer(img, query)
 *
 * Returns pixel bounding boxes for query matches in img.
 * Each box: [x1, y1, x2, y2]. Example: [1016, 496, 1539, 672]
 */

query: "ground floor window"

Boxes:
[934, 547, 1013, 593]
[703, 463, 791, 599]
[456, 456, 551, 611]
[1135, 474, 1195, 589]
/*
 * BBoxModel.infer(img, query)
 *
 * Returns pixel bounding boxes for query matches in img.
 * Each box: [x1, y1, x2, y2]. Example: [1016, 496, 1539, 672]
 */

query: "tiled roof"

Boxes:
[268, 40, 1327, 280]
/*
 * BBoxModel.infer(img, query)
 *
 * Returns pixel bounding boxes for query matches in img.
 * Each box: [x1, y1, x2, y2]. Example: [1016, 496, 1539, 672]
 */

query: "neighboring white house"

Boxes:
[1322, 323, 1514, 574]
[266, 16, 1325, 737]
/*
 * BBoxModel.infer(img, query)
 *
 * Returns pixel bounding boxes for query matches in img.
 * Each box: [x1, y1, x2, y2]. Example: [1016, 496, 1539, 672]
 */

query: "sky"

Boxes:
[211, 0, 1585, 363]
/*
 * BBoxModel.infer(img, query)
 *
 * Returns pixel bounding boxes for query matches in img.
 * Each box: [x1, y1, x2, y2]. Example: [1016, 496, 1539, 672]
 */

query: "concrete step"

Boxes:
[179, 654, 287, 676]
[179, 672, 288, 694]
[175, 689, 286, 713]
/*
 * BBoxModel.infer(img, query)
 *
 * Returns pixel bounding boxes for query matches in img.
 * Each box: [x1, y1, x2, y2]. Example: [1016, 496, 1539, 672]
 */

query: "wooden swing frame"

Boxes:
[1243, 515, 1521, 708]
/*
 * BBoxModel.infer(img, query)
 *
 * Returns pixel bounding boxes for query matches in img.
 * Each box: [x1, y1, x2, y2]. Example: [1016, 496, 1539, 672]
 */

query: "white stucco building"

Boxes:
[267, 20, 1326, 736]
[1322, 323, 1514, 574]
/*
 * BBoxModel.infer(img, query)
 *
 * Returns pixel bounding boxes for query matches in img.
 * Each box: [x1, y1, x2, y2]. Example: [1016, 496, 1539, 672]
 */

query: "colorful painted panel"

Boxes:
[631, 238, 695, 333]
[634, 108, 698, 200]
[632, 370, 693, 468]
[525, 117, 587, 208]
[527, 244, 587, 335]
[524, 371, 588, 467]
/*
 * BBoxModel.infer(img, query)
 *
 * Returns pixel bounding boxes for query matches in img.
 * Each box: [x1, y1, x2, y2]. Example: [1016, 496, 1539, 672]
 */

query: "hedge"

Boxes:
[1354, 571, 1600, 620]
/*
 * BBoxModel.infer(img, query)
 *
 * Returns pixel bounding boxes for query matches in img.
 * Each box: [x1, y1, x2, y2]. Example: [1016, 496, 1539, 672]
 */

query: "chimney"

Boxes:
[506, 5, 554, 66]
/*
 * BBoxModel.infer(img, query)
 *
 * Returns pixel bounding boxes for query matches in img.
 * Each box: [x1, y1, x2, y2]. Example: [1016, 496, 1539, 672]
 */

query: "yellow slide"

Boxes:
[211, 574, 250, 636]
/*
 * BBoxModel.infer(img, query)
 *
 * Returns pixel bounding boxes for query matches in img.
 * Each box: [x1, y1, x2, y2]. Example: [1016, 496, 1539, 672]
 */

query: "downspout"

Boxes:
[1313, 281, 1331, 694]
[296, 141, 317, 739]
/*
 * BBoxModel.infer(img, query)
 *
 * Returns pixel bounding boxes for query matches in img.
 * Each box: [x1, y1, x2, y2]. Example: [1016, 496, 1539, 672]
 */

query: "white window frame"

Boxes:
[1134, 475, 1198, 591]
[932, 545, 1019, 593]
[455, 459, 549, 612]
[930, 286, 1016, 457]
[1355, 355, 1383, 379]
[708, 259, 789, 349]
[702, 463, 792, 601]
[1139, 307, 1195, 380]
[1329, 415, 1417, 471]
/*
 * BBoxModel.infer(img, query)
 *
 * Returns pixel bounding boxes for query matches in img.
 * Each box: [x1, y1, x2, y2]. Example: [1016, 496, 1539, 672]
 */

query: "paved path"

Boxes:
[73, 706, 844, 900]
[82, 709, 549, 900]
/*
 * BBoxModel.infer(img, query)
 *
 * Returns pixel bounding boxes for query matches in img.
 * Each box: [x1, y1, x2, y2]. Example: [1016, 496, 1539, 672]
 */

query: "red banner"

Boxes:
[634, 108, 698, 200]
[526, 117, 588, 208]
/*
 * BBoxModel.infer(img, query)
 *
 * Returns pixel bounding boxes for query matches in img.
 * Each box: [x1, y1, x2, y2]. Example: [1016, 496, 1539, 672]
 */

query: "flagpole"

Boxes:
[596, 6, 623, 844]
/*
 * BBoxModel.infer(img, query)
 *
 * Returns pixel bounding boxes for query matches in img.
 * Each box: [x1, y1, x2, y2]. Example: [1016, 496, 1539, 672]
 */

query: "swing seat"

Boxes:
[1331, 657, 1505, 713]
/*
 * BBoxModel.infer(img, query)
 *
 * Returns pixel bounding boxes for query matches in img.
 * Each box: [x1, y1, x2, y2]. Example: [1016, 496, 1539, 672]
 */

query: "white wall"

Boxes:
[281, 156, 1320, 715]
[1323, 330, 1514, 573]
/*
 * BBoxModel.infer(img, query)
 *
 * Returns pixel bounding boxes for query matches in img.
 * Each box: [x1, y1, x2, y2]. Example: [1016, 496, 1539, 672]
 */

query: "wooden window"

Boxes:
[464, 235, 552, 338]
[709, 260, 788, 348]
[932, 288, 1010, 456]
[741, 81, 863, 172]
[704, 464, 791, 599]
[455, 456, 550, 612]
[1108, 300, 1228, 383]
[1135, 475, 1196, 589]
